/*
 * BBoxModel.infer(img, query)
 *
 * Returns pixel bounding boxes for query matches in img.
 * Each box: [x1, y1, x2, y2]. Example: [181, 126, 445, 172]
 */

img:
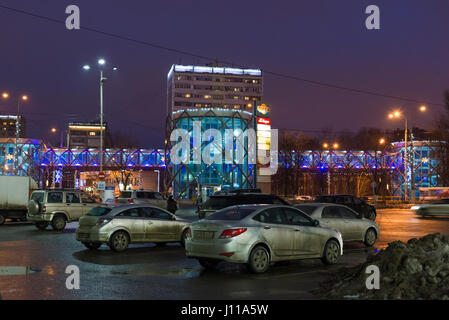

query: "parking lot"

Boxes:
[0, 208, 448, 300]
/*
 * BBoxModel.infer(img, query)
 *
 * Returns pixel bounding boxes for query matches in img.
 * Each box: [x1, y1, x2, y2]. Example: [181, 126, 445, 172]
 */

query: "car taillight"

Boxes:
[128, 198, 134, 204]
[42, 206, 46, 213]
[96, 218, 111, 227]
[219, 228, 247, 239]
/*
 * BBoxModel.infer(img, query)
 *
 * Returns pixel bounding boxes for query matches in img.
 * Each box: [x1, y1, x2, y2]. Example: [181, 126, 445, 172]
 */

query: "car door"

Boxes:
[141, 207, 177, 241]
[320, 206, 348, 238]
[254, 207, 295, 257]
[65, 192, 84, 221]
[80, 193, 98, 214]
[283, 207, 322, 256]
[337, 206, 362, 240]
[114, 207, 146, 242]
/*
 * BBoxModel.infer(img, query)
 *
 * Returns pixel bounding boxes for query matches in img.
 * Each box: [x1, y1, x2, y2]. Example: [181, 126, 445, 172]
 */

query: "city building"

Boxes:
[67, 122, 107, 149]
[166, 64, 264, 199]
[167, 64, 263, 114]
[0, 115, 26, 138]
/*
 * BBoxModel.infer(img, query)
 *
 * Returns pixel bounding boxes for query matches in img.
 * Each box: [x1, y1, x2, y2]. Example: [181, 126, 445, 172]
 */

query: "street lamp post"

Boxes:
[388, 106, 427, 203]
[83, 60, 118, 174]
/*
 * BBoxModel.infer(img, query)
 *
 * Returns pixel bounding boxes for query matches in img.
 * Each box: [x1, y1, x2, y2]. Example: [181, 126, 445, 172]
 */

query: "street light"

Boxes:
[379, 138, 386, 145]
[82, 58, 118, 174]
[2, 92, 29, 174]
[387, 106, 427, 202]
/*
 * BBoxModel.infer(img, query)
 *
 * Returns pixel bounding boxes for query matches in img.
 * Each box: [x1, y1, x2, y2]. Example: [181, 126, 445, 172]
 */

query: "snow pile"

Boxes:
[318, 233, 449, 299]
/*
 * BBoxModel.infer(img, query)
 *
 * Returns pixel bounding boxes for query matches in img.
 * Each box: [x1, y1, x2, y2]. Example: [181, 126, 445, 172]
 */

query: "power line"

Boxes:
[0, 3, 445, 107]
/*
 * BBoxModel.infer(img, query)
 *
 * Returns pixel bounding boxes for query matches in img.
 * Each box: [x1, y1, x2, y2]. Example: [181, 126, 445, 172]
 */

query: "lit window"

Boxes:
[2, 122, 6, 125]
[247, 103, 252, 108]
[204, 95, 211, 99]
[233, 96, 239, 100]
[185, 93, 191, 98]
[89, 132, 96, 136]
[244, 96, 249, 101]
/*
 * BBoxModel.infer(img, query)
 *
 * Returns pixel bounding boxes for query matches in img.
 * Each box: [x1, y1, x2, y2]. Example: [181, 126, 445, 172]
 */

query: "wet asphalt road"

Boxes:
[0, 208, 448, 300]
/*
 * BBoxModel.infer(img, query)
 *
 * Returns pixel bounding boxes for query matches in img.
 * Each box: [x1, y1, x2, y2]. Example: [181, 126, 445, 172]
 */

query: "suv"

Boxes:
[27, 189, 100, 231]
[314, 194, 376, 220]
[117, 190, 167, 209]
[197, 192, 289, 218]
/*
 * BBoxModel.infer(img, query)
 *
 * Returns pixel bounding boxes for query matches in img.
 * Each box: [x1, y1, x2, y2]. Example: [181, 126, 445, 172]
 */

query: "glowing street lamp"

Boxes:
[387, 105, 428, 202]
[333, 143, 339, 149]
[2, 92, 9, 99]
[379, 138, 386, 145]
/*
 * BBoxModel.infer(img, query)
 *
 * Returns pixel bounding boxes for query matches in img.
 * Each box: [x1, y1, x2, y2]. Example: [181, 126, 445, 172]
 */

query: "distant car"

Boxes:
[295, 203, 379, 246]
[413, 198, 449, 217]
[76, 204, 191, 252]
[295, 195, 314, 201]
[314, 194, 376, 220]
[198, 192, 289, 218]
[27, 189, 100, 231]
[117, 190, 167, 209]
[185, 204, 343, 273]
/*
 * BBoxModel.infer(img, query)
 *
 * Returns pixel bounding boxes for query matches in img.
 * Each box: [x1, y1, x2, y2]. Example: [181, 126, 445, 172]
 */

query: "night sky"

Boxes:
[0, 0, 448, 148]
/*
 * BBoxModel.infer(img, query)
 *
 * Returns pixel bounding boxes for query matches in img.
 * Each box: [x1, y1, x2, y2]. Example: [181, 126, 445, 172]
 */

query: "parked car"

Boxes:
[76, 204, 191, 252]
[314, 194, 377, 220]
[0, 175, 38, 225]
[412, 198, 449, 217]
[27, 189, 99, 231]
[198, 192, 289, 218]
[185, 204, 343, 273]
[295, 203, 379, 246]
[117, 190, 167, 209]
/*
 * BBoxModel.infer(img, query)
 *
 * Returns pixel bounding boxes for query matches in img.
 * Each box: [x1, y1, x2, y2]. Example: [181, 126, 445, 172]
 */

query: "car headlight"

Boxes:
[96, 218, 111, 227]
[411, 206, 420, 210]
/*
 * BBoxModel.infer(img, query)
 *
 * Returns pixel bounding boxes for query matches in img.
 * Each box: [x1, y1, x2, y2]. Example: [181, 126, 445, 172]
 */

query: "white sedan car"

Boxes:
[295, 203, 379, 247]
[412, 199, 449, 217]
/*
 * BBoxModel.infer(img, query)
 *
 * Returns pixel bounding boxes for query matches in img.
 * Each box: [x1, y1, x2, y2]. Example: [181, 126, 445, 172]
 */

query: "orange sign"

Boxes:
[257, 103, 270, 115]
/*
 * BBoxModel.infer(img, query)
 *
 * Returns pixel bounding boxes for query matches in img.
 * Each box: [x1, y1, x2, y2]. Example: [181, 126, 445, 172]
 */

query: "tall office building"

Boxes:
[167, 64, 263, 114]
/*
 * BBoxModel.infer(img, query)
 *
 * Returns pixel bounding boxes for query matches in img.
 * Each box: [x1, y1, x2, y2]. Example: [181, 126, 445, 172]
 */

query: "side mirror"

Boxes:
[313, 219, 320, 227]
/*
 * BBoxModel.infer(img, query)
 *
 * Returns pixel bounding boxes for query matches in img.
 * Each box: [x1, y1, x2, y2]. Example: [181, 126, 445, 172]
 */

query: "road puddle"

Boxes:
[0, 266, 41, 276]
[110, 267, 202, 279]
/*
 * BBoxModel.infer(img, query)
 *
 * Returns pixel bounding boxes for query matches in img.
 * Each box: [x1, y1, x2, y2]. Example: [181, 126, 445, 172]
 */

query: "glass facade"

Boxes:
[171, 110, 256, 199]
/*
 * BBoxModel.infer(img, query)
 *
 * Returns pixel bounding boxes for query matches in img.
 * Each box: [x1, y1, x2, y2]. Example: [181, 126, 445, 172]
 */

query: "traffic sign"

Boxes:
[97, 181, 106, 191]
[98, 172, 105, 181]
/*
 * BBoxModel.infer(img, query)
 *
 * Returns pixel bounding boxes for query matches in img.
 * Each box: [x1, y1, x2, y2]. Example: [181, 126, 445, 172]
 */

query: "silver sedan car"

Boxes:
[76, 204, 191, 252]
[412, 199, 449, 217]
[185, 204, 343, 273]
[295, 203, 380, 247]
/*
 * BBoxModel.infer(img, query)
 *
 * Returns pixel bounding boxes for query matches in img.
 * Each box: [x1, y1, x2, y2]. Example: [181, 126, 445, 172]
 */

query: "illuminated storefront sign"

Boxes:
[257, 104, 270, 116]
[257, 117, 271, 125]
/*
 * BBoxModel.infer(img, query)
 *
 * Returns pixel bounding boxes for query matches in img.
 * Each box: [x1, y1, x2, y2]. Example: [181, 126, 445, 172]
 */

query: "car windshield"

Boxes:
[316, 196, 333, 203]
[205, 207, 256, 221]
[87, 206, 112, 216]
[203, 197, 234, 210]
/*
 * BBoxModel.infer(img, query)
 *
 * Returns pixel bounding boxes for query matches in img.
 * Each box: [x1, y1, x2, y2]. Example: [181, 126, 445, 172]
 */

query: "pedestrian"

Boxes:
[167, 195, 178, 214]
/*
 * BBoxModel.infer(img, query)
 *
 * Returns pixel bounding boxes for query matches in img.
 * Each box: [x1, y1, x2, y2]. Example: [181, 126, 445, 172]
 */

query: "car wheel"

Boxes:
[0, 214, 5, 225]
[109, 231, 129, 252]
[367, 209, 376, 221]
[321, 239, 340, 265]
[248, 245, 270, 273]
[35, 222, 49, 230]
[180, 229, 189, 247]
[51, 215, 66, 231]
[198, 258, 219, 269]
[83, 242, 102, 250]
[364, 228, 377, 247]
